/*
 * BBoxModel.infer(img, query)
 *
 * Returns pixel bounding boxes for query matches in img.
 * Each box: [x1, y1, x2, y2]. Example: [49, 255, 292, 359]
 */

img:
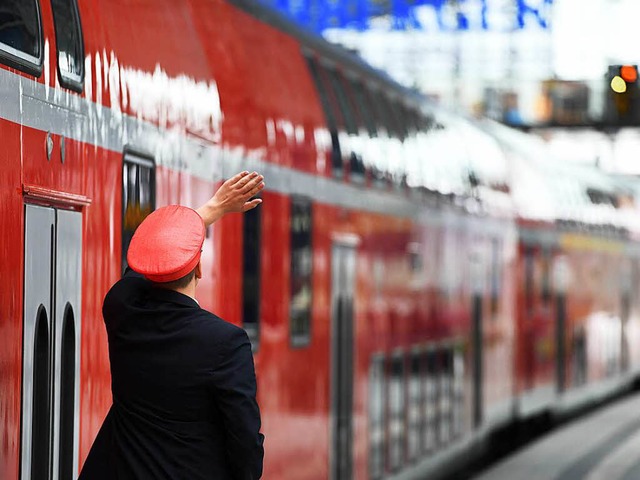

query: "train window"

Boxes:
[423, 347, 438, 453]
[326, 69, 358, 135]
[368, 89, 393, 137]
[368, 354, 386, 480]
[306, 57, 337, 129]
[452, 345, 465, 439]
[122, 151, 156, 275]
[350, 79, 377, 137]
[32, 305, 51, 480]
[243, 194, 262, 348]
[305, 57, 343, 178]
[290, 196, 313, 347]
[340, 78, 367, 183]
[407, 348, 423, 463]
[396, 103, 411, 140]
[0, 0, 43, 75]
[379, 95, 403, 140]
[438, 347, 453, 446]
[59, 304, 76, 480]
[388, 351, 405, 472]
[50, 0, 84, 91]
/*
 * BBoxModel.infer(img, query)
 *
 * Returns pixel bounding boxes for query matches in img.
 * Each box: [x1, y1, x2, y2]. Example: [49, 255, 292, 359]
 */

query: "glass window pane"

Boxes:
[243, 201, 262, 348]
[122, 153, 155, 275]
[290, 196, 312, 346]
[50, 0, 84, 88]
[368, 355, 385, 480]
[327, 69, 357, 135]
[0, 0, 41, 66]
[388, 352, 405, 472]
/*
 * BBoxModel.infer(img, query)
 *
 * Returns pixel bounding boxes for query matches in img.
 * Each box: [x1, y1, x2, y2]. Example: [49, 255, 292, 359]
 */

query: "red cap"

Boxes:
[127, 205, 205, 283]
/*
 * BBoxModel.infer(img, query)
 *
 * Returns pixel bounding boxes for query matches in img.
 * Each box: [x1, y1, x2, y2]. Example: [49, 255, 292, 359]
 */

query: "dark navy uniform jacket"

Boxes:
[79, 270, 264, 479]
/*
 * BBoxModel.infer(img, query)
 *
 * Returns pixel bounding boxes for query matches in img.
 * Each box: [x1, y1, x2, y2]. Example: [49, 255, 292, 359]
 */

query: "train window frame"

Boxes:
[50, 0, 85, 92]
[242, 193, 262, 350]
[368, 353, 386, 480]
[121, 149, 156, 276]
[0, 0, 44, 76]
[290, 195, 313, 348]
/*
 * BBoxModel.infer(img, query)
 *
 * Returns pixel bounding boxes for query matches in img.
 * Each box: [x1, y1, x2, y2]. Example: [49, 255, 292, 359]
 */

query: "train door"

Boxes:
[330, 242, 356, 480]
[22, 205, 82, 480]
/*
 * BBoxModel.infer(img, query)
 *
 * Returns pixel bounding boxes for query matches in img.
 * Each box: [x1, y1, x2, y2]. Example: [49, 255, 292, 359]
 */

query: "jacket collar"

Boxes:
[148, 287, 200, 309]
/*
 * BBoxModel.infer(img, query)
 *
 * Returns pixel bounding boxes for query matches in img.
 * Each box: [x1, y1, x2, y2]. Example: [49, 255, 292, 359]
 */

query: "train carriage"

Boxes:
[1, 1, 640, 480]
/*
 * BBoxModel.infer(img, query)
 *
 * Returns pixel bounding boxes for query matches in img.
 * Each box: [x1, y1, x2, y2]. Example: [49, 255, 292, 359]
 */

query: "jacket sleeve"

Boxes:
[211, 327, 265, 480]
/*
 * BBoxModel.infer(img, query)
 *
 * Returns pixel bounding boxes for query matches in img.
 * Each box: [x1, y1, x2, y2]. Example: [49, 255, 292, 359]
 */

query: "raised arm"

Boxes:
[196, 171, 265, 227]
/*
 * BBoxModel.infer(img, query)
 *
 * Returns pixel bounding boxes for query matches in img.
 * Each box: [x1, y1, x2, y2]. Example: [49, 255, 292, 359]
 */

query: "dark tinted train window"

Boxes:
[381, 95, 404, 140]
[306, 57, 337, 128]
[368, 355, 386, 480]
[0, 0, 43, 74]
[351, 80, 377, 137]
[122, 152, 156, 275]
[438, 347, 453, 445]
[388, 352, 405, 472]
[290, 196, 313, 346]
[243, 197, 262, 349]
[407, 349, 422, 462]
[423, 348, 438, 453]
[327, 69, 358, 135]
[306, 57, 343, 178]
[50, 0, 84, 91]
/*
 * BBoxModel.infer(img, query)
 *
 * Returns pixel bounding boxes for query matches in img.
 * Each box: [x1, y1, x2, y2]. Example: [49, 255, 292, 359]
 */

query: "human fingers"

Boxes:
[242, 198, 263, 212]
[239, 174, 263, 194]
[245, 181, 265, 199]
[225, 171, 249, 188]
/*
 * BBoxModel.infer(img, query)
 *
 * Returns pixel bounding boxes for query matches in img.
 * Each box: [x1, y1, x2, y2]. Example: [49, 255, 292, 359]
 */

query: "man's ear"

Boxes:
[195, 261, 202, 280]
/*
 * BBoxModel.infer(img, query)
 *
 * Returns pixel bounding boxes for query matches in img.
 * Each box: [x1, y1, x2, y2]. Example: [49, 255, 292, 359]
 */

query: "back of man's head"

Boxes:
[127, 205, 205, 285]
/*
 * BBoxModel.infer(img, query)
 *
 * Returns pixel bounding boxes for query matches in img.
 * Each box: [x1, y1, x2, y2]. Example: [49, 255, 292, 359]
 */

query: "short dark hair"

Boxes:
[152, 267, 196, 290]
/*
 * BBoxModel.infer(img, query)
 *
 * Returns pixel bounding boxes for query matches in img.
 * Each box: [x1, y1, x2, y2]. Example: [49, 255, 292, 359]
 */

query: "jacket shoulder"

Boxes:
[191, 310, 249, 346]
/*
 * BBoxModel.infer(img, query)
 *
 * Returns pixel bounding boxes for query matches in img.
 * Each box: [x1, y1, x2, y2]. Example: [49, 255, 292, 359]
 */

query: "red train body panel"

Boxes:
[1, 2, 639, 480]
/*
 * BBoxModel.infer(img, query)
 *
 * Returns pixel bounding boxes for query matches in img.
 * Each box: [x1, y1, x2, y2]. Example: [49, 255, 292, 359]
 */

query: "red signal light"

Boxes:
[620, 65, 637, 83]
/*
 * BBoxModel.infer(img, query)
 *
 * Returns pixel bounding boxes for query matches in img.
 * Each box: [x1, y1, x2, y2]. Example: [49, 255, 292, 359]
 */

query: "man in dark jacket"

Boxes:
[79, 171, 265, 480]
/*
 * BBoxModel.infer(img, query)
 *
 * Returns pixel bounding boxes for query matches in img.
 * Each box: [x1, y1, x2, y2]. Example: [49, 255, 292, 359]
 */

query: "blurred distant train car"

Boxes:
[1, 1, 639, 480]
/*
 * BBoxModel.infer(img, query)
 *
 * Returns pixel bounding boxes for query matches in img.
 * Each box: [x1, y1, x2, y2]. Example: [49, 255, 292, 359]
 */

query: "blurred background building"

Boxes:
[258, 0, 640, 175]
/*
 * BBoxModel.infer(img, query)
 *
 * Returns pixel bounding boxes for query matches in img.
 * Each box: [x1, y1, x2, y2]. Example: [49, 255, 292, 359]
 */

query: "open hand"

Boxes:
[196, 171, 265, 226]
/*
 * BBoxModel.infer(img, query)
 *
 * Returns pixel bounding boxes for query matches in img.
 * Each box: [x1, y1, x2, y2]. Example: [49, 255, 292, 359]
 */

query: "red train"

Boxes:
[2, 1, 640, 479]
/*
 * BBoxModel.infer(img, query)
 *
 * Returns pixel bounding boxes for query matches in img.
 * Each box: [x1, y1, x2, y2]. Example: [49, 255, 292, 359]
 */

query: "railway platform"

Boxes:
[472, 390, 640, 480]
